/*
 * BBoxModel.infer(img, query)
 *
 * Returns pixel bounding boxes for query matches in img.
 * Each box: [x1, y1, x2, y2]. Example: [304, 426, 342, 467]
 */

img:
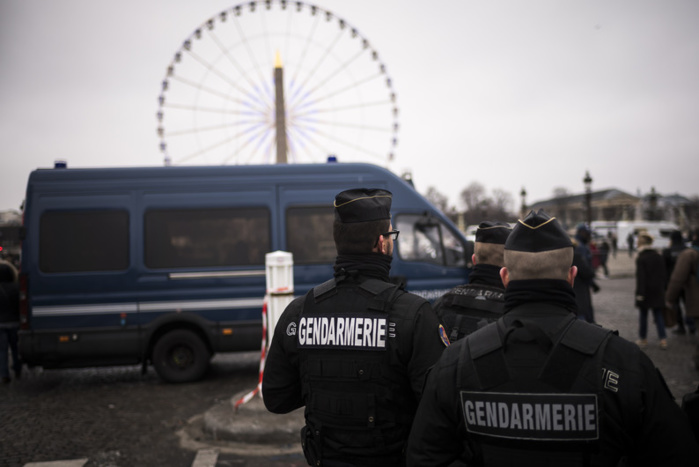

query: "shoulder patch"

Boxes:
[439, 324, 451, 347]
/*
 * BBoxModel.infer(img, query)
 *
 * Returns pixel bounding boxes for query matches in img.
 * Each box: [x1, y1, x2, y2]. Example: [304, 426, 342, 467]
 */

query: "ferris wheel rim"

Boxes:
[156, 0, 399, 167]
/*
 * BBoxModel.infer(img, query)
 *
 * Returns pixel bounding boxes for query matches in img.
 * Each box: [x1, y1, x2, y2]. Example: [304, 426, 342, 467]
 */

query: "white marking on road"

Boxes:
[24, 460, 88, 467]
[192, 449, 219, 467]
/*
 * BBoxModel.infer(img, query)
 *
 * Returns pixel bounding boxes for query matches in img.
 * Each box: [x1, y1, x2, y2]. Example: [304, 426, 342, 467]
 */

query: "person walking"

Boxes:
[666, 231, 699, 369]
[663, 230, 694, 334]
[406, 210, 699, 466]
[432, 221, 511, 342]
[598, 237, 610, 278]
[262, 188, 448, 467]
[635, 232, 668, 349]
[0, 260, 21, 383]
[627, 231, 635, 257]
[572, 224, 598, 323]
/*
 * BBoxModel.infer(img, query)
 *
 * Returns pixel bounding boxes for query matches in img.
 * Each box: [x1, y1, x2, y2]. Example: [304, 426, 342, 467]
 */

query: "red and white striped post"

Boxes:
[234, 251, 294, 410]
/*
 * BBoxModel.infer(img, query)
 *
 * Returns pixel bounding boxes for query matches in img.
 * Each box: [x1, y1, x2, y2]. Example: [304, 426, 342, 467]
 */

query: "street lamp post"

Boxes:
[584, 171, 593, 226]
[520, 187, 527, 219]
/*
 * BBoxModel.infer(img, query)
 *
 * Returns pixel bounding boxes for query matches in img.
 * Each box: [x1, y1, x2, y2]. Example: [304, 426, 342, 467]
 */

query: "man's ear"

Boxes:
[567, 266, 578, 287]
[500, 267, 509, 288]
[375, 234, 386, 254]
[471, 254, 477, 266]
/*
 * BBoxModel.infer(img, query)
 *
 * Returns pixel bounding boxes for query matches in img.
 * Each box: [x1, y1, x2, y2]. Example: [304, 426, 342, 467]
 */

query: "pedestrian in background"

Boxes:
[666, 231, 699, 368]
[598, 237, 610, 278]
[609, 230, 618, 258]
[406, 210, 699, 466]
[663, 230, 695, 334]
[627, 231, 635, 257]
[262, 188, 447, 467]
[432, 221, 511, 342]
[635, 232, 668, 349]
[0, 260, 21, 383]
[572, 224, 598, 323]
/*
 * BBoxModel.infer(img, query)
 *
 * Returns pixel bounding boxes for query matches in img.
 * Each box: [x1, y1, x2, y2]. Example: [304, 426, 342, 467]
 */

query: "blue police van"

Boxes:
[19, 162, 472, 382]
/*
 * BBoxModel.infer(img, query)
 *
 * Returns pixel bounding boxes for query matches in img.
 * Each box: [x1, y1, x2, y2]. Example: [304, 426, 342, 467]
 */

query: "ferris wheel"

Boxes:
[156, 0, 399, 166]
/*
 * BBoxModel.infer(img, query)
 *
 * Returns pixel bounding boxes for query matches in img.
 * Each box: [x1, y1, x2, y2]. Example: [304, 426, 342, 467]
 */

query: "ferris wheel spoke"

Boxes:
[291, 71, 386, 110]
[168, 74, 270, 115]
[161, 102, 265, 117]
[292, 99, 394, 119]
[206, 29, 270, 103]
[182, 121, 270, 164]
[292, 28, 344, 104]
[291, 122, 386, 160]
[287, 125, 332, 162]
[298, 48, 367, 103]
[292, 118, 394, 134]
[163, 118, 269, 137]
[184, 47, 268, 107]
[221, 123, 274, 164]
[232, 14, 274, 105]
[288, 6, 322, 87]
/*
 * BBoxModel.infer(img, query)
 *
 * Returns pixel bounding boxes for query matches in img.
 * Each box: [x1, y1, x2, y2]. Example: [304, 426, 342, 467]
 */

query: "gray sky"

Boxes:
[1, 0, 698, 213]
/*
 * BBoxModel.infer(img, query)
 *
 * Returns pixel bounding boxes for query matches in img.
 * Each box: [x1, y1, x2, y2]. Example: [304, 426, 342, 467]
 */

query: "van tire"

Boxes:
[152, 329, 211, 383]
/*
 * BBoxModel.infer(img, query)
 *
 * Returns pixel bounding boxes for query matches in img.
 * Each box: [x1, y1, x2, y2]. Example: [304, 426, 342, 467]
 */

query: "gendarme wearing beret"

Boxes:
[505, 210, 572, 252]
[475, 221, 512, 245]
[334, 188, 392, 223]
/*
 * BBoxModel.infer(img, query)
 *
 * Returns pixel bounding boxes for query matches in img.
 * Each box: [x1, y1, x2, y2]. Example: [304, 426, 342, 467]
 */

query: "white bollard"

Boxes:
[265, 251, 294, 345]
[234, 251, 295, 410]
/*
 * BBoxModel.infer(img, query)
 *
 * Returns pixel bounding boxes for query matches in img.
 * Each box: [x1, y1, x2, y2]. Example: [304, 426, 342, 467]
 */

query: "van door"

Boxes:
[23, 193, 138, 365]
[137, 186, 277, 351]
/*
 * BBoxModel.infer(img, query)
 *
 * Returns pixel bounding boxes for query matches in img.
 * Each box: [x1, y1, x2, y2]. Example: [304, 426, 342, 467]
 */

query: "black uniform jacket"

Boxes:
[262, 271, 447, 464]
[407, 305, 699, 466]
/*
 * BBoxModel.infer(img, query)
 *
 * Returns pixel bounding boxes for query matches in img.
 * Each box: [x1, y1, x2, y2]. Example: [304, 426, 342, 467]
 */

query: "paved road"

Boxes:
[2, 251, 698, 466]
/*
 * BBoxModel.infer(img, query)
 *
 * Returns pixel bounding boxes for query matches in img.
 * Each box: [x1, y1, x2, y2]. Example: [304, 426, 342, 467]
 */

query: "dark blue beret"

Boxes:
[475, 221, 512, 244]
[334, 188, 392, 223]
[505, 210, 572, 252]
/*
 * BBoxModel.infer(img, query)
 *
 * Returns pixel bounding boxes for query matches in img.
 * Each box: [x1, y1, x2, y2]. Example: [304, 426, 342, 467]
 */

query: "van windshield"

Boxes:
[395, 214, 466, 267]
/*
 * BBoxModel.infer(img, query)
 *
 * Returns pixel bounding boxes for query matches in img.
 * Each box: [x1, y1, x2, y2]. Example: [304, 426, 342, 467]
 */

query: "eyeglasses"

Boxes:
[374, 230, 399, 247]
[380, 230, 400, 242]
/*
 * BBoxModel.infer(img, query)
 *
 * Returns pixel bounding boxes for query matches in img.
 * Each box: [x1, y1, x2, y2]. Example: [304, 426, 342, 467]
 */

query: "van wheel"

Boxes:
[152, 329, 211, 383]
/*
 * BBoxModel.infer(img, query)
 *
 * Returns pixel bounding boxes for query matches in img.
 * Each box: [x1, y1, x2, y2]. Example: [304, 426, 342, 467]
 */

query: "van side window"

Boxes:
[286, 206, 336, 264]
[40, 210, 129, 273]
[145, 207, 270, 269]
[395, 214, 466, 267]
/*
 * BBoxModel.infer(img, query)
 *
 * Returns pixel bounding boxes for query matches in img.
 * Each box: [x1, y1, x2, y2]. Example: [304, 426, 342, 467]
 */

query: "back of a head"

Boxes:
[637, 232, 654, 248]
[504, 210, 573, 281]
[670, 230, 683, 246]
[575, 223, 591, 244]
[474, 221, 511, 266]
[333, 188, 392, 255]
[0, 261, 17, 283]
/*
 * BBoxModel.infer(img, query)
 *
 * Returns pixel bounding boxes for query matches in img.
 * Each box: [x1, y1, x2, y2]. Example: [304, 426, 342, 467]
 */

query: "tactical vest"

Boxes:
[298, 276, 418, 466]
[456, 307, 613, 467]
[439, 284, 505, 342]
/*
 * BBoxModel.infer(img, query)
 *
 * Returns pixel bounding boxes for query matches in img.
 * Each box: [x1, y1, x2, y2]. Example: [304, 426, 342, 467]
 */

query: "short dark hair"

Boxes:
[504, 248, 573, 281]
[333, 219, 390, 255]
[474, 242, 505, 266]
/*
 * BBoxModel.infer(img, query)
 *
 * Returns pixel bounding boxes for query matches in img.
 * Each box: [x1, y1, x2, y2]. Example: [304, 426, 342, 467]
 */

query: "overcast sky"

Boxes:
[1, 0, 697, 214]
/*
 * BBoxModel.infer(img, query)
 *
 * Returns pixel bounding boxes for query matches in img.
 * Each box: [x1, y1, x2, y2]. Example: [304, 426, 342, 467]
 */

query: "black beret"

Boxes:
[505, 210, 572, 252]
[334, 188, 392, 223]
[475, 221, 511, 244]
